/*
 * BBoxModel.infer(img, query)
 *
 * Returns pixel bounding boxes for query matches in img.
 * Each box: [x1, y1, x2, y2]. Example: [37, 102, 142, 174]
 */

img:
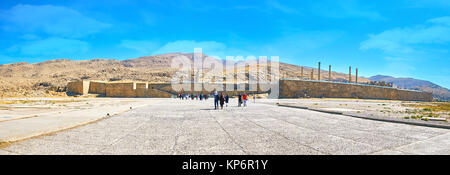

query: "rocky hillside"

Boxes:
[0, 53, 368, 97]
[369, 75, 450, 101]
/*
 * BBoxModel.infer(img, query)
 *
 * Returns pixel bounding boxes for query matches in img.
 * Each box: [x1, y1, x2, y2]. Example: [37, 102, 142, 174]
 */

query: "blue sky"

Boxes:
[0, 0, 449, 88]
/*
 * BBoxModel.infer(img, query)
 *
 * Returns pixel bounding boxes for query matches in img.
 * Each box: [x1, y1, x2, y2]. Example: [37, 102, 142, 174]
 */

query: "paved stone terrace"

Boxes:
[1, 98, 449, 155]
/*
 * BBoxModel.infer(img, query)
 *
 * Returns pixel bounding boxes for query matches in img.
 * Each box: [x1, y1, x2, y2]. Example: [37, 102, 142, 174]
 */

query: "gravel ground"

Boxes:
[268, 98, 450, 120]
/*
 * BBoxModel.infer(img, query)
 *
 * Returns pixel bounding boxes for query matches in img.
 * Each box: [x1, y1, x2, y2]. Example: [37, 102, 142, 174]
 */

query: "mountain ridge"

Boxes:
[4, 53, 446, 100]
[369, 75, 449, 101]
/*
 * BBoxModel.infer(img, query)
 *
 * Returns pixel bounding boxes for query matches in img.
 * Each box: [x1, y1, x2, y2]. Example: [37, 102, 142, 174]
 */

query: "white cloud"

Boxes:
[153, 40, 228, 57]
[136, 30, 341, 62]
[360, 16, 450, 53]
[121, 40, 159, 55]
[252, 31, 343, 61]
[0, 55, 17, 64]
[311, 0, 384, 20]
[406, 0, 450, 8]
[428, 16, 450, 26]
[16, 37, 89, 56]
[119, 39, 256, 59]
[1, 4, 111, 38]
[386, 61, 416, 76]
[265, 0, 299, 14]
[384, 56, 413, 62]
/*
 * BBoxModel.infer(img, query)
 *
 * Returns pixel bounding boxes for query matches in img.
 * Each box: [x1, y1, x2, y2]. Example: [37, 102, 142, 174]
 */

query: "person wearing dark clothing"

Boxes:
[214, 91, 219, 109]
[219, 93, 225, 109]
[225, 94, 229, 107]
[238, 94, 242, 107]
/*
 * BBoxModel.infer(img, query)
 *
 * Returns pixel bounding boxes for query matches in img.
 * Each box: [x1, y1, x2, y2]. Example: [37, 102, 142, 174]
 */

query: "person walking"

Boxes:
[253, 94, 256, 103]
[225, 94, 229, 107]
[243, 93, 247, 107]
[238, 94, 242, 107]
[219, 92, 225, 109]
[214, 91, 219, 109]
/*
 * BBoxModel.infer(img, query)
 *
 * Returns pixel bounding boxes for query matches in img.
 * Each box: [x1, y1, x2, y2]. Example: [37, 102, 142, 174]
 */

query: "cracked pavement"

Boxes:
[1, 98, 449, 155]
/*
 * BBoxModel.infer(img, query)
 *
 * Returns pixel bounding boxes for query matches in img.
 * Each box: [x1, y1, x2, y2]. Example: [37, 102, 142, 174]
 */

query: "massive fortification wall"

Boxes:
[67, 80, 90, 95]
[103, 82, 172, 98]
[66, 80, 432, 101]
[164, 83, 270, 96]
[279, 79, 432, 102]
[88, 81, 106, 94]
[105, 82, 136, 97]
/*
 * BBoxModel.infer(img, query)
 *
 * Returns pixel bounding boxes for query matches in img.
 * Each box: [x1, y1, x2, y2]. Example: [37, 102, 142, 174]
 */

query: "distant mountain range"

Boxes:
[1, 53, 446, 100]
[0, 53, 367, 97]
[369, 75, 450, 101]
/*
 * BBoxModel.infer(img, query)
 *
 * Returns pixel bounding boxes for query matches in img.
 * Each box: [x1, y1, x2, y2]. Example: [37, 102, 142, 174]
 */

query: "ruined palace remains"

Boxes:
[67, 80, 432, 102]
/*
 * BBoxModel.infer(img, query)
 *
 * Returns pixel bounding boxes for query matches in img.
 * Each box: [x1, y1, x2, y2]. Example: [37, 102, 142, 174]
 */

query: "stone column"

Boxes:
[329, 65, 331, 81]
[349, 66, 352, 83]
[300, 66, 303, 79]
[356, 68, 358, 83]
[311, 69, 314, 80]
[318, 62, 321, 81]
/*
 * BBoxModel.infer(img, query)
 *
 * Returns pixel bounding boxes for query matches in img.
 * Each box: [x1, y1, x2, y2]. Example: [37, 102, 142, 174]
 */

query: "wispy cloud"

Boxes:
[1, 4, 111, 38]
[360, 16, 450, 54]
[405, 0, 450, 8]
[310, 0, 384, 20]
[161, 0, 300, 15]
[121, 30, 342, 62]
[152, 40, 229, 58]
[0, 4, 111, 60]
[428, 16, 450, 26]
[121, 40, 159, 55]
[10, 37, 89, 57]
[265, 0, 299, 14]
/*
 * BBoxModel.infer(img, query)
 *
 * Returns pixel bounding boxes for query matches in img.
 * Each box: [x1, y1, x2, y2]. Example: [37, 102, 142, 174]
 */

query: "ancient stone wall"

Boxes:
[67, 80, 90, 95]
[67, 80, 432, 101]
[167, 83, 269, 95]
[88, 81, 106, 95]
[105, 82, 136, 97]
[279, 79, 432, 102]
[145, 89, 173, 98]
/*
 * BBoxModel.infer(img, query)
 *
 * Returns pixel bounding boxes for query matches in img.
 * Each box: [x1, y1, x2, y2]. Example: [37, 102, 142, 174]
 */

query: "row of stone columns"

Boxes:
[299, 62, 358, 83]
[348, 66, 359, 83]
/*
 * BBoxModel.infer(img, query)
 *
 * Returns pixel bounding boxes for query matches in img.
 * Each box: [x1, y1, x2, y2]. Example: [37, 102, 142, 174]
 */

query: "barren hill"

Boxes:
[0, 53, 368, 97]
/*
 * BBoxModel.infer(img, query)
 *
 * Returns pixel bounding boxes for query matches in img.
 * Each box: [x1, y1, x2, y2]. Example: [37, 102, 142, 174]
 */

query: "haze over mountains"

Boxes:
[0, 53, 447, 101]
[369, 75, 450, 101]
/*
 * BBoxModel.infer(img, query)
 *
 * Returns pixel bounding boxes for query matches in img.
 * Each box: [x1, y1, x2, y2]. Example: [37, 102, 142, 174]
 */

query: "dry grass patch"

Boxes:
[401, 102, 449, 120]
[403, 102, 450, 112]
[0, 99, 80, 105]
[0, 100, 36, 105]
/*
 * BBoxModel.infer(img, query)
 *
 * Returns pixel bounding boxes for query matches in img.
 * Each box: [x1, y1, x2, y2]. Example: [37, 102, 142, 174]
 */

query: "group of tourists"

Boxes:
[213, 91, 230, 110]
[213, 91, 255, 110]
[177, 93, 210, 100]
[177, 91, 256, 110]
